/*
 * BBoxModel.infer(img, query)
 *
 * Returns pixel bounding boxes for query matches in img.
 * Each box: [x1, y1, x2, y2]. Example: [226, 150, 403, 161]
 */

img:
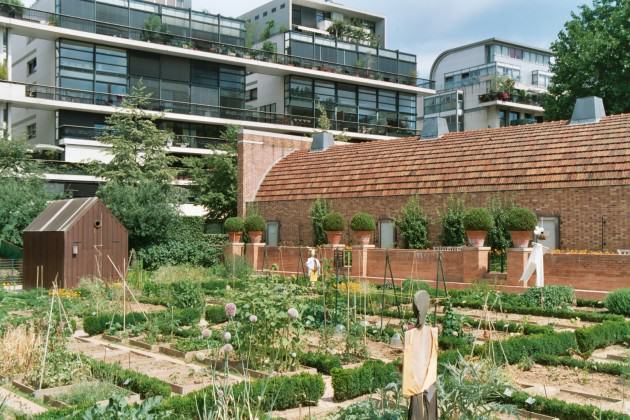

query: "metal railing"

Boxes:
[0, 2, 435, 89]
[0, 259, 22, 283]
[23, 83, 420, 136]
[478, 91, 544, 107]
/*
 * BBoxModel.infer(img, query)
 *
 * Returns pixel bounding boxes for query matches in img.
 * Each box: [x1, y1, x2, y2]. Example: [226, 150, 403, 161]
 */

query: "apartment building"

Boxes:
[0, 0, 436, 202]
[419, 38, 553, 132]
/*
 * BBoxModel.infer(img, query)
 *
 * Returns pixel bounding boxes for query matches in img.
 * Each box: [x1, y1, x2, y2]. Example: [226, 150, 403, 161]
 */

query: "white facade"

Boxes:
[420, 38, 553, 132]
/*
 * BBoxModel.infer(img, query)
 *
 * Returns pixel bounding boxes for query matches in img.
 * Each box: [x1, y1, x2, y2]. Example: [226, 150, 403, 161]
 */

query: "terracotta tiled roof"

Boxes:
[255, 114, 630, 201]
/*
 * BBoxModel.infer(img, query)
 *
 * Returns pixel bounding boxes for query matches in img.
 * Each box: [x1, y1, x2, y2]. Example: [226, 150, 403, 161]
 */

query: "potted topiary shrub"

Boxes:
[350, 212, 376, 246]
[462, 208, 494, 247]
[505, 207, 538, 248]
[224, 217, 244, 243]
[322, 212, 345, 245]
[244, 214, 266, 244]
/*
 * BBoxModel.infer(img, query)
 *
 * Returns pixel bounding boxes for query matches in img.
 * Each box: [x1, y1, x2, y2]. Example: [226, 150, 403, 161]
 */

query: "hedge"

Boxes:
[299, 352, 342, 375]
[502, 390, 628, 420]
[479, 331, 578, 364]
[83, 312, 147, 336]
[205, 304, 228, 324]
[575, 320, 630, 353]
[535, 355, 628, 376]
[84, 356, 172, 398]
[605, 288, 630, 316]
[331, 360, 399, 402]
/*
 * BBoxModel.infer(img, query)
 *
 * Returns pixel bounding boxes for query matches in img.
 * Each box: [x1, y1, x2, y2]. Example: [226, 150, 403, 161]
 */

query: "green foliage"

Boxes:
[261, 40, 277, 53]
[0, 61, 7, 81]
[310, 199, 330, 245]
[242, 372, 325, 411]
[27, 347, 89, 389]
[316, 102, 332, 131]
[504, 207, 538, 231]
[205, 304, 228, 324]
[331, 360, 399, 402]
[77, 395, 169, 419]
[463, 207, 494, 231]
[183, 126, 239, 221]
[323, 211, 345, 231]
[482, 331, 578, 364]
[605, 288, 630, 316]
[485, 199, 513, 267]
[350, 212, 376, 231]
[0, 0, 23, 17]
[535, 354, 629, 376]
[261, 18, 275, 40]
[396, 196, 430, 249]
[224, 216, 244, 232]
[544, 0, 630, 120]
[169, 281, 204, 309]
[141, 15, 171, 44]
[83, 312, 147, 336]
[244, 214, 266, 232]
[439, 197, 466, 246]
[300, 352, 342, 375]
[575, 320, 630, 354]
[522, 285, 575, 310]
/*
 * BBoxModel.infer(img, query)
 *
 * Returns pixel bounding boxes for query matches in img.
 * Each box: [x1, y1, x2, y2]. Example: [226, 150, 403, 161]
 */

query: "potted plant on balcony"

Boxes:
[224, 217, 244, 243]
[244, 214, 266, 244]
[463, 207, 494, 247]
[505, 207, 538, 248]
[322, 211, 345, 245]
[350, 212, 376, 246]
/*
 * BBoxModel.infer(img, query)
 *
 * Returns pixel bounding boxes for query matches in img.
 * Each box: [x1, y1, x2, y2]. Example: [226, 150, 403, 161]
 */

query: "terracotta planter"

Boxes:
[227, 231, 242, 243]
[466, 230, 487, 247]
[353, 230, 372, 246]
[248, 231, 263, 244]
[510, 230, 532, 248]
[325, 231, 343, 245]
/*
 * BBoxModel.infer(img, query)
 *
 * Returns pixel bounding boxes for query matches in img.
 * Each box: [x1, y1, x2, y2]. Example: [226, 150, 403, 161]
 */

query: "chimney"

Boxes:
[421, 117, 449, 139]
[569, 96, 606, 125]
[311, 131, 335, 152]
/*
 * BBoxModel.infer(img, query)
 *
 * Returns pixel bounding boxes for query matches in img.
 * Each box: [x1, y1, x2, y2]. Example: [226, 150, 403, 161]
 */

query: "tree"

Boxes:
[396, 197, 430, 249]
[0, 136, 51, 246]
[485, 198, 514, 273]
[183, 126, 239, 222]
[92, 83, 175, 187]
[544, 0, 630, 120]
[439, 197, 466, 246]
[309, 199, 330, 246]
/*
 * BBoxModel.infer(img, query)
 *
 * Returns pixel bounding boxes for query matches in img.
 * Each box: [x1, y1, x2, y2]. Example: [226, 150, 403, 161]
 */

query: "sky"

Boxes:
[194, 0, 588, 78]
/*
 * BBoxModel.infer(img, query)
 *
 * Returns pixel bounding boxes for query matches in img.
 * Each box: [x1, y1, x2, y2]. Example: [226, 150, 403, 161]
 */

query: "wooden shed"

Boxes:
[23, 197, 128, 289]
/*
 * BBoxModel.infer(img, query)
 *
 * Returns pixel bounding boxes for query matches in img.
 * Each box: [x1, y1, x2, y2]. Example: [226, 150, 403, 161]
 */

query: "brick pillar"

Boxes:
[245, 243, 266, 272]
[462, 247, 490, 283]
[353, 245, 375, 279]
[506, 248, 532, 285]
[224, 242, 244, 263]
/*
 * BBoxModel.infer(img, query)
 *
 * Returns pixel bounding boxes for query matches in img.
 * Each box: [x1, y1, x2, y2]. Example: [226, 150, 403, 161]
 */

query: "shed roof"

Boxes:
[24, 197, 100, 232]
[255, 114, 630, 202]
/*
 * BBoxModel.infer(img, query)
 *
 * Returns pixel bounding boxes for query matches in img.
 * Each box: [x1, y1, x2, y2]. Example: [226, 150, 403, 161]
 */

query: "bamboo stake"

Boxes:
[38, 277, 58, 390]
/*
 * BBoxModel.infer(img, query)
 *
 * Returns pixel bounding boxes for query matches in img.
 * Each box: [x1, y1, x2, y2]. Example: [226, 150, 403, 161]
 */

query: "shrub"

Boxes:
[244, 214, 266, 232]
[463, 208, 494, 231]
[439, 197, 466, 246]
[504, 207, 537, 231]
[205, 304, 228, 324]
[396, 196, 430, 249]
[310, 198, 330, 245]
[535, 354, 628, 376]
[83, 312, 146, 336]
[575, 320, 630, 354]
[300, 352, 342, 375]
[331, 360, 399, 401]
[605, 288, 630, 316]
[481, 331, 578, 364]
[521, 285, 575, 309]
[224, 217, 244, 232]
[85, 356, 171, 398]
[242, 372, 325, 411]
[169, 281, 204, 309]
[322, 211, 345, 231]
[350, 212, 376, 231]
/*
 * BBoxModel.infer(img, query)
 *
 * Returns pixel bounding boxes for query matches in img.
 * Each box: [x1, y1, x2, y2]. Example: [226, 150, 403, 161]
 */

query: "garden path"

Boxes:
[0, 386, 47, 415]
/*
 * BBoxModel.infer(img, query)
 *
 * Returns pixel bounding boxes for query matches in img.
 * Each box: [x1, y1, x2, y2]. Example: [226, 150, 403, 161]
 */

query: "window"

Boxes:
[255, 15, 259, 20]
[271, 7, 276, 13]
[260, 103, 276, 113]
[379, 220, 395, 249]
[263, 11, 267, 17]
[246, 88, 258, 101]
[266, 221, 279, 246]
[27, 58, 37, 75]
[280, 3, 285, 8]
[26, 123, 36, 139]
[509, 111, 520, 124]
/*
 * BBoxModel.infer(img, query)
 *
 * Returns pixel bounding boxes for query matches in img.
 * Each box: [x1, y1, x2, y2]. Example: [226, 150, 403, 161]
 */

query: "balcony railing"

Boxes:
[0, 2, 435, 89]
[59, 125, 225, 149]
[23, 84, 419, 137]
[478, 91, 544, 107]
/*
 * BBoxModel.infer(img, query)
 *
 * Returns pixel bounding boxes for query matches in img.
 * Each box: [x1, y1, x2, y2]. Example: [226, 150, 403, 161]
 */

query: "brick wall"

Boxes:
[253, 186, 630, 251]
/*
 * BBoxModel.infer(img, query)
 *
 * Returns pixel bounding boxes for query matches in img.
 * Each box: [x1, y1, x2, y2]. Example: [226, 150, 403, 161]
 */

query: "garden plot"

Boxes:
[590, 344, 630, 363]
[452, 306, 596, 330]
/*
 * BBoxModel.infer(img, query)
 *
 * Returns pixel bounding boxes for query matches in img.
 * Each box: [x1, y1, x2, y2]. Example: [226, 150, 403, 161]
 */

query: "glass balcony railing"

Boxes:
[478, 91, 544, 107]
[0, 2, 435, 89]
[23, 84, 419, 137]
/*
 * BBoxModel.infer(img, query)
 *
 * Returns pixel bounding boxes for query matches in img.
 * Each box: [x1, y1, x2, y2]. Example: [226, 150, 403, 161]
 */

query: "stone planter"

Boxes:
[325, 231, 343, 245]
[510, 230, 532, 248]
[353, 230, 372, 246]
[227, 231, 242, 243]
[466, 230, 487, 247]
[248, 231, 263, 243]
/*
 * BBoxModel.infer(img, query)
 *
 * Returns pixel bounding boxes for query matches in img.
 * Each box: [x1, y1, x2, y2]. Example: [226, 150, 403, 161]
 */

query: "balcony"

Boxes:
[22, 84, 419, 137]
[478, 91, 544, 107]
[0, 2, 435, 90]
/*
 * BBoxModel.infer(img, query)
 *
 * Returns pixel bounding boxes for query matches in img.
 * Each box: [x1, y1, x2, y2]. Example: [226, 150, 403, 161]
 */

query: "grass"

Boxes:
[55, 381, 130, 406]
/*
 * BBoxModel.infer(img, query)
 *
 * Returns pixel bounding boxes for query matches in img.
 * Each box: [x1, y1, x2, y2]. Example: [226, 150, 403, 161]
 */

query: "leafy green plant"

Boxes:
[75, 395, 170, 419]
[504, 207, 537, 231]
[323, 211, 345, 231]
[244, 214, 266, 232]
[463, 207, 494, 231]
[396, 196, 430, 249]
[522, 285, 575, 309]
[605, 288, 630, 316]
[205, 304, 228, 324]
[27, 347, 89, 389]
[0, 62, 7, 81]
[85, 356, 171, 398]
[480, 331, 577, 364]
[170, 281, 204, 309]
[310, 199, 330, 245]
[56, 382, 129, 406]
[316, 102, 332, 131]
[439, 197, 466, 246]
[224, 216, 244, 232]
[350, 212, 376, 231]
[300, 352, 342, 375]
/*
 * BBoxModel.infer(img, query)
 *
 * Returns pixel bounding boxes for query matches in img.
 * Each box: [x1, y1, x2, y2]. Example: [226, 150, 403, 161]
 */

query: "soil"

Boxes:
[590, 345, 630, 363]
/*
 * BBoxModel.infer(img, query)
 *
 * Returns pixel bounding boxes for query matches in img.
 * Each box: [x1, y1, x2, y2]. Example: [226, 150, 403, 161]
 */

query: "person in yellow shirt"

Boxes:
[306, 248, 321, 284]
[402, 290, 438, 420]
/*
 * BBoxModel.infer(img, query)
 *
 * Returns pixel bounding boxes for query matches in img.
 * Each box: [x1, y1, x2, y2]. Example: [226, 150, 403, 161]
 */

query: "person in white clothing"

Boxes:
[306, 249, 321, 284]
